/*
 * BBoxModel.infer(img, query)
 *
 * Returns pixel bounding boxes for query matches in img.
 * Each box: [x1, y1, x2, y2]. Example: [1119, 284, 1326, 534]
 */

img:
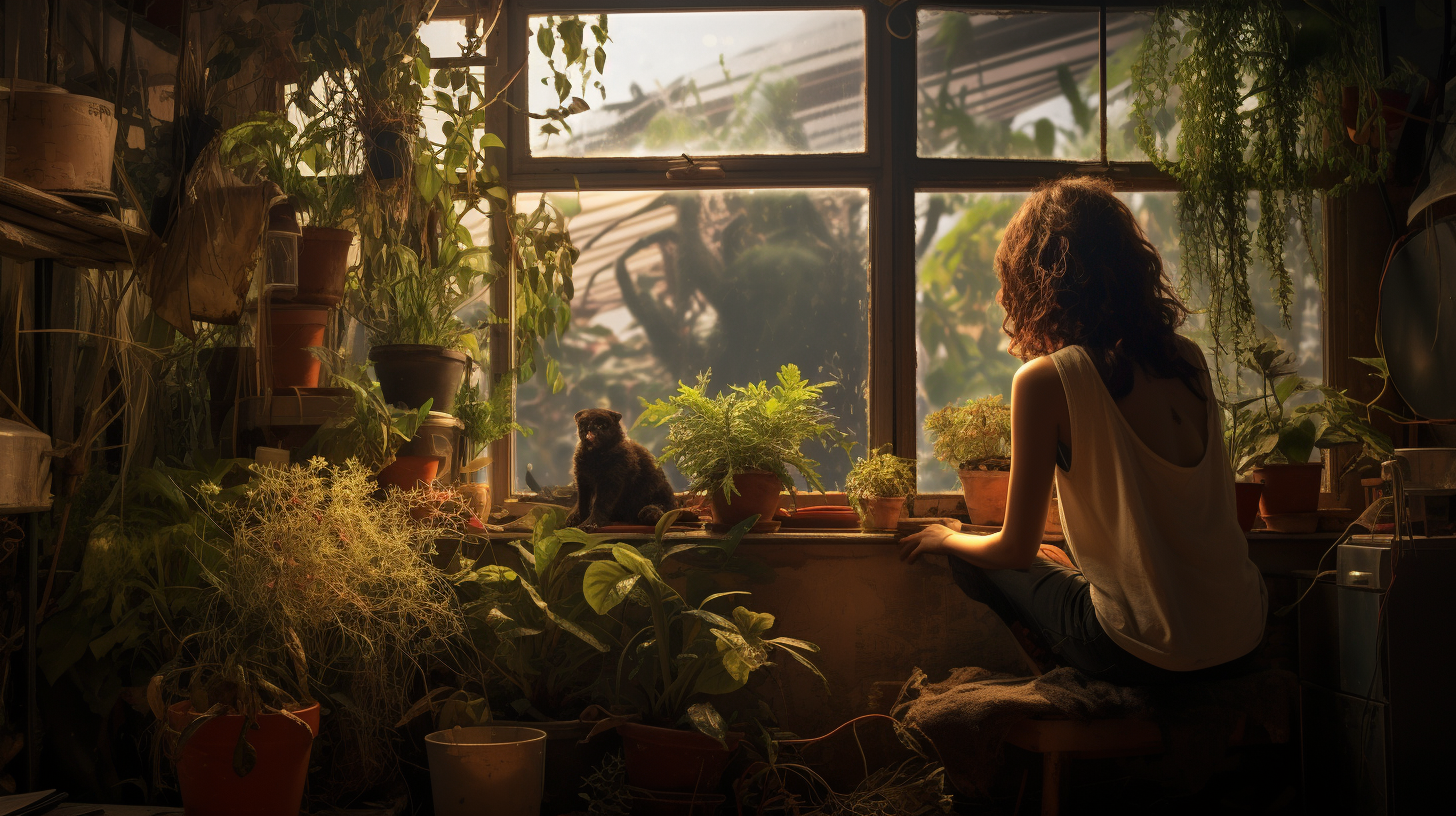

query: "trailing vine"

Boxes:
[1130, 0, 1388, 360]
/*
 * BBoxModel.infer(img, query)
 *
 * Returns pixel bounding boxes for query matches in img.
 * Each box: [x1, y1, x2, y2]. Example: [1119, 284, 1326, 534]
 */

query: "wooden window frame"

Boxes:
[452, 0, 1180, 497]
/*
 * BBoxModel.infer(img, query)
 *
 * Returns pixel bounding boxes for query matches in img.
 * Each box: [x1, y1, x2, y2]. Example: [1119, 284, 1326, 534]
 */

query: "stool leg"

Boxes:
[1041, 751, 1062, 816]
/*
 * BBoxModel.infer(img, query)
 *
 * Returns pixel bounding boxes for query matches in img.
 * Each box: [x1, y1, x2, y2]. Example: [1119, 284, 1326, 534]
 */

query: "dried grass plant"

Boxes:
[166, 458, 471, 791]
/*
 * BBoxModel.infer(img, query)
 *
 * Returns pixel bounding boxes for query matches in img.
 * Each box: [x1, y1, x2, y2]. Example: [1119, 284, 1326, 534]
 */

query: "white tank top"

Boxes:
[1049, 344, 1267, 671]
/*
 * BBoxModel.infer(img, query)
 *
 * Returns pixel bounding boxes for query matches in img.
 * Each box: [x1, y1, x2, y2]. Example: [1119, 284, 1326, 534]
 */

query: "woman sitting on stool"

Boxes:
[900, 176, 1265, 685]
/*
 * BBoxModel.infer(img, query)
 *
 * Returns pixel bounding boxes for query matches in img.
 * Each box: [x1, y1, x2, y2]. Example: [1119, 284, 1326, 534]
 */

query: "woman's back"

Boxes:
[1050, 343, 1266, 671]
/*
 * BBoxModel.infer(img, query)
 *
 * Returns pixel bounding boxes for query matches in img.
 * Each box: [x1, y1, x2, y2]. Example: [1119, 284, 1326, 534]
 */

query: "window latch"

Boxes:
[667, 154, 725, 180]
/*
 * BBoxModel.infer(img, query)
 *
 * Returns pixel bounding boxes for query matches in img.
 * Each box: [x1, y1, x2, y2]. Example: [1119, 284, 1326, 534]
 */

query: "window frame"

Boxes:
[463, 0, 1182, 497]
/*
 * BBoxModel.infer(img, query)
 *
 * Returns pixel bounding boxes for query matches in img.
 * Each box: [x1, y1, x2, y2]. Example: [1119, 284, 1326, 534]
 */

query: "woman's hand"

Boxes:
[899, 523, 963, 564]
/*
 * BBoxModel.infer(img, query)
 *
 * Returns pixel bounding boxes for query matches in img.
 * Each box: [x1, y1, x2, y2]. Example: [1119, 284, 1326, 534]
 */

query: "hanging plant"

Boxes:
[1130, 0, 1387, 358]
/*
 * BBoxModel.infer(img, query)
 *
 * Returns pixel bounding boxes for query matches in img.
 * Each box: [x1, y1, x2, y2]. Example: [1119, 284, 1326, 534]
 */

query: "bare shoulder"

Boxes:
[1173, 334, 1209, 371]
[1013, 355, 1063, 395]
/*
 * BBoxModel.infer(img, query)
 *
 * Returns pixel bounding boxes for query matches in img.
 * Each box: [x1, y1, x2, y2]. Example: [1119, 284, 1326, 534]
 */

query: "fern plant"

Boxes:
[1130, 0, 1386, 358]
[635, 364, 851, 501]
[924, 395, 1011, 472]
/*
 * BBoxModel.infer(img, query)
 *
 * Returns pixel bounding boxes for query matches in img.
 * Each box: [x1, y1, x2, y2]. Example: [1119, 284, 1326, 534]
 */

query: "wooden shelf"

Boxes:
[0, 177, 148, 267]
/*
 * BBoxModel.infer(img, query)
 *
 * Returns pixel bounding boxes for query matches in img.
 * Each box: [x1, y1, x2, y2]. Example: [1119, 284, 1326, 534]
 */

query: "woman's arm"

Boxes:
[900, 357, 1066, 569]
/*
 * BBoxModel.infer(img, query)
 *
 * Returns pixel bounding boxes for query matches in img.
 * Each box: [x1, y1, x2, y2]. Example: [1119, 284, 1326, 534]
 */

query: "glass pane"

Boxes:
[914, 191, 1322, 491]
[515, 189, 870, 494]
[917, 9, 1101, 160]
[527, 11, 866, 157]
[1105, 12, 1180, 162]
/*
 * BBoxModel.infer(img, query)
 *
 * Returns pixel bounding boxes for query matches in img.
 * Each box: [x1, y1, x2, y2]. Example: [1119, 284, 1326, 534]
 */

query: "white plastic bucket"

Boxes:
[426, 726, 547, 816]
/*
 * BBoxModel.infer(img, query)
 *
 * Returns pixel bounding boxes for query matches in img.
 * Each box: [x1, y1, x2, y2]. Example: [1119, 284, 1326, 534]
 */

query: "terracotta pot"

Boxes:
[618, 722, 740, 795]
[267, 303, 328, 389]
[493, 719, 614, 815]
[709, 470, 782, 527]
[958, 469, 1010, 526]
[167, 701, 318, 816]
[290, 227, 354, 307]
[378, 455, 439, 491]
[1234, 481, 1264, 532]
[861, 496, 905, 530]
[370, 344, 468, 411]
[1251, 462, 1323, 516]
[1342, 86, 1410, 145]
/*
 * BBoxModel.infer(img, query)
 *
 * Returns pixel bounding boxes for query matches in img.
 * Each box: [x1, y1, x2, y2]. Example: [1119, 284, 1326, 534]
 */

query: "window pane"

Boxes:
[917, 9, 1102, 160]
[515, 189, 870, 494]
[914, 191, 1322, 491]
[1105, 12, 1180, 162]
[527, 11, 866, 157]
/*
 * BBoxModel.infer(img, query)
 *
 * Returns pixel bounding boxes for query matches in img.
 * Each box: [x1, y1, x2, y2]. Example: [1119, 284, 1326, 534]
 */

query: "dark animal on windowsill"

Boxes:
[565, 408, 687, 531]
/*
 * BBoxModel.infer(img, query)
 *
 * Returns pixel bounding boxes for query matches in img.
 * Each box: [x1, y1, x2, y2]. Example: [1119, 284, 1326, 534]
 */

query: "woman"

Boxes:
[900, 176, 1265, 685]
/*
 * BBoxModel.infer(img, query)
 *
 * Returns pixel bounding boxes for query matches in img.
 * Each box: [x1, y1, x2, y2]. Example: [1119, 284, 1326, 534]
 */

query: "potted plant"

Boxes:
[1225, 335, 1393, 530]
[581, 511, 824, 799]
[299, 362, 433, 488]
[635, 364, 851, 528]
[924, 394, 1012, 526]
[845, 444, 917, 531]
[156, 460, 469, 809]
[446, 507, 615, 814]
[219, 111, 358, 307]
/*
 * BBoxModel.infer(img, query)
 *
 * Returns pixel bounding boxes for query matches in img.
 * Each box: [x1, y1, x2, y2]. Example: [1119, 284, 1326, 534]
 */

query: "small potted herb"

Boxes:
[845, 444, 917, 531]
[581, 511, 824, 799]
[300, 362, 433, 489]
[924, 394, 1012, 525]
[636, 364, 851, 528]
[1225, 336, 1392, 530]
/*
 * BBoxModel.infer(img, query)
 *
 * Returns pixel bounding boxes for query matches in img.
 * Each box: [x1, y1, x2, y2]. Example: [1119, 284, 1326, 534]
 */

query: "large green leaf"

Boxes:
[582, 561, 637, 614]
[686, 702, 729, 748]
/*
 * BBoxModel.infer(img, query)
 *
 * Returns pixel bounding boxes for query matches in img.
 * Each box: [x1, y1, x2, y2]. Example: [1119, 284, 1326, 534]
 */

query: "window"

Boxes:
[420, 2, 1329, 497]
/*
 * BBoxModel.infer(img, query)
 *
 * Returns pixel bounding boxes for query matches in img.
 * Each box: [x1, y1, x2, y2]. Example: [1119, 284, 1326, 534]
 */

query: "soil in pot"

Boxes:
[618, 722, 741, 795]
[493, 719, 614, 815]
[1234, 481, 1264, 532]
[370, 344, 468, 411]
[267, 303, 328, 389]
[1251, 462, 1323, 516]
[708, 470, 783, 528]
[167, 701, 319, 816]
[426, 726, 547, 816]
[290, 227, 354, 307]
[958, 469, 1010, 526]
[862, 496, 905, 530]
[377, 455, 439, 491]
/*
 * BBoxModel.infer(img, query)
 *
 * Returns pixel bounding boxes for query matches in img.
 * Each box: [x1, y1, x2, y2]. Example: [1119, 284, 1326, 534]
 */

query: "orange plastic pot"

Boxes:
[1234, 481, 1265, 532]
[167, 701, 318, 816]
[618, 722, 741, 795]
[862, 496, 905, 530]
[1251, 462, 1323, 516]
[958, 469, 1010, 526]
[267, 303, 328, 389]
[377, 455, 439, 491]
[709, 470, 782, 527]
[291, 227, 353, 307]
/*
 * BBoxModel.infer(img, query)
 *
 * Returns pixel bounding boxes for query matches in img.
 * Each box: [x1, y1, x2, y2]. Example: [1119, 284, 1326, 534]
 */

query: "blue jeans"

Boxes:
[949, 555, 1254, 685]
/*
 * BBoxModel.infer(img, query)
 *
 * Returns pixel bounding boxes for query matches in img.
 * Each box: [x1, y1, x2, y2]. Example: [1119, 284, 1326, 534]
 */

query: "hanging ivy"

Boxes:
[1130, 0, 1388, 359]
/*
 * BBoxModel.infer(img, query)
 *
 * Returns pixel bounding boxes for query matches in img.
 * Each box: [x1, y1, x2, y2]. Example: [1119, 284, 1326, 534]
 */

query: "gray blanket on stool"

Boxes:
[890, 666, 1297, 797]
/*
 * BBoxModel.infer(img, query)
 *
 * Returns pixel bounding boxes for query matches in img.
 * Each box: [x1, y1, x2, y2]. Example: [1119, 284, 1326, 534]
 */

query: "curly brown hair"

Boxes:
[995, 175, 1202, 398]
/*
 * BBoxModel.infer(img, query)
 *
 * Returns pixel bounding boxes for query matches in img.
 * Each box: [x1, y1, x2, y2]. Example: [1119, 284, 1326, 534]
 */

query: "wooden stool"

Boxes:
[1004, 714, 1253, 816]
